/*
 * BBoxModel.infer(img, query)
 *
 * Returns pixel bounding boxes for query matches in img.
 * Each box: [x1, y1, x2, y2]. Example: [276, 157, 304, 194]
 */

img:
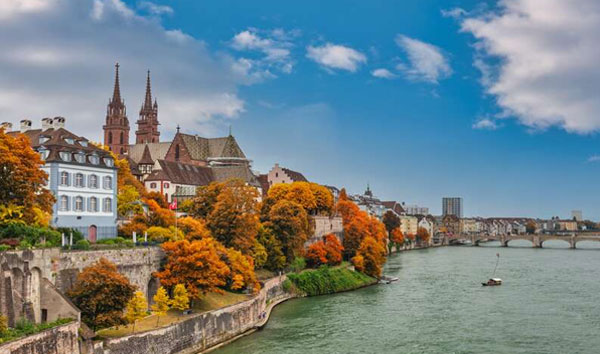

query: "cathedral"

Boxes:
[102, 63, 260, 201]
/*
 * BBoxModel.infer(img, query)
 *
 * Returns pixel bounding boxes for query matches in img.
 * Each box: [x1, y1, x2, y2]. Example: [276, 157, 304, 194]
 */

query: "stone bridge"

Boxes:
[0, 247, 163, 327]
[445, 233, 600, 249]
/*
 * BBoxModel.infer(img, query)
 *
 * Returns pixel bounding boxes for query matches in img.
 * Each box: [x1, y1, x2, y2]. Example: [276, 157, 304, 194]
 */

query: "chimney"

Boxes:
[41, 117, 53, 130]
[53, 116, 65, 129]
[0, 122, 12, 132]
[20, 119, 32, 132]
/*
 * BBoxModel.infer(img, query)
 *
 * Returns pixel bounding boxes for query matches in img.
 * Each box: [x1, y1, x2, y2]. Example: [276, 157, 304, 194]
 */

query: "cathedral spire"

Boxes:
[112, 62, 122, 103]
[143, 70, 152, 110]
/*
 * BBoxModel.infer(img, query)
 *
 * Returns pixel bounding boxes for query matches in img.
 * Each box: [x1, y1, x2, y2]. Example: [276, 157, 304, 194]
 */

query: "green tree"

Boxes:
[151, 287, 170, 327]
[382, 211, 400, 238]
[125, 291, 148, 333]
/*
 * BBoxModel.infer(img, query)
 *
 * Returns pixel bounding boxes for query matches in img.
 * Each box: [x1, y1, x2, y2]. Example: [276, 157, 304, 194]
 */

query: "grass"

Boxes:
[96, 291, 250, 338]
[287, 265, 377, 296]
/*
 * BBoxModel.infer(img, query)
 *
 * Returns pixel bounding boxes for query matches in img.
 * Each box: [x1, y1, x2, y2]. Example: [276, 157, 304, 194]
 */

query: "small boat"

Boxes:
[379, 275, 399, 284]
[482, 278, 502, 286]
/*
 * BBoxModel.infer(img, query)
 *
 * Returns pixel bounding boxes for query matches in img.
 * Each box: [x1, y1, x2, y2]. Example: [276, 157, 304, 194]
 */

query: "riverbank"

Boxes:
[287, 265, 377, 296]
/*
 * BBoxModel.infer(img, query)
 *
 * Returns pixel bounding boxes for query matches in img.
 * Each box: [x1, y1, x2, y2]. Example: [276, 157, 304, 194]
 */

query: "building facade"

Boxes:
[9, 118, 117, 241]
[442, 197, 463, 218]
[403, 204, 429, 216]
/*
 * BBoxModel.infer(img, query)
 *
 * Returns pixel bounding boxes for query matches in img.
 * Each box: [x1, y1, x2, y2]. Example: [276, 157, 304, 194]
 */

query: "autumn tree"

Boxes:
[352, 236, 386, 278]
[206, 179, 260, 255]
[146, 226, 183, 243]
[264, 200, 311, 265]
[145, 191, 168, 209]
[67, 258, 136, 331]
[170, 284, 190, 312]
[323, 234, 343, 265]
[117, 185, 144, 218]
[390, 228, 404, 249]
[525, 220, 537, 234]
[305, 241, 328, 268]
[125, 291, 148, 333]
[155, 239, 231, 300]
[416, 227, 430, 245]
[382, 211, 400, 238]
[190, 182, 225, 219]
[0, 130, 54, 224]
[309, 183, 335, 215]
[225, 248, 260, 292]
[151, 287, 170, 327]
[265, 182, 333, 216]
[178, 216, 211, 241]
[256, 226, 286, 271]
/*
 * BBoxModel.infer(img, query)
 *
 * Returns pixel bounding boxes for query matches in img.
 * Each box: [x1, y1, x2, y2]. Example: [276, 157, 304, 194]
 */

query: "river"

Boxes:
[214, 241, 600, 354]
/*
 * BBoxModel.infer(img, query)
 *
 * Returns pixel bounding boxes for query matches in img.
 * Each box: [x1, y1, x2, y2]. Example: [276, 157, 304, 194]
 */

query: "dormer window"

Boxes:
[39, 136, 49, 144]
[89, 155, 99, 165]
[38, 148, 49, 160]
[103, 157, 114, 167]
[59, 152, 71, 161]
[75, 152, 85, 163]
[79, 141, 88, 147]
[64, 138, 75, 145]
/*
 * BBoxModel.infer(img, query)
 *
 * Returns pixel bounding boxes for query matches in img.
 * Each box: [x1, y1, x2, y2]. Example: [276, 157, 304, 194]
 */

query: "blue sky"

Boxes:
[2, 0, 600, 218]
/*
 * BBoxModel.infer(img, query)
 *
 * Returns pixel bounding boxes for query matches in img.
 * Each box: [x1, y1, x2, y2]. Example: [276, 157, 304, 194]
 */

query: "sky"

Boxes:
[1, 0, 600, 219]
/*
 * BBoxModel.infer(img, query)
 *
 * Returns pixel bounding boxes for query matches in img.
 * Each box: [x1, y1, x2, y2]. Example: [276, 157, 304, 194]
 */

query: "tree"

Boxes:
[382, 211, 400, 238]
[323, 234, 343, 265]
[252, 238, 268, 269]
[145, 191, 168, 209]
[66, 258, 136, 331]
[170, 284, 190, 312]
[256, 226, 286, 271]
[305, 241, 328, 268]
[125, 291, 148, 333]
[206, 179, 260, 255]
[264, 200, 311, 265]
[151, 287, 170, 327]
[390, 228, 404, 247]
[190, 182, 225, 219]
[178, 216, 211, 241]
[352, 236, 386, 278]
[416, 227, 430, 245]
[146, 226, 183, 243]
[117, 185, 144, 218]
[0, 130, 54, 224]
[0, 313, 7, 336]
[155, 239, 231, 299]
[225, 248, 260, 292]
[309, 183, 334, 215]
[525, 220, 537, 234]
[342, 215, 369, 259]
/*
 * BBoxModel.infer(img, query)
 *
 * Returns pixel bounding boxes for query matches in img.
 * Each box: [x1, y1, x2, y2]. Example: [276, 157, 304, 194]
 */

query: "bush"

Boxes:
[56, 228, 84, 244]
[96, 239, 115, 245]
[0, 223, 62, 247]
[287, 266, 376, 296]
[290, 257, 306, 273]
[0, 245, 11, 252]
[123, 240, 134, 248]
[0, 318, 72, 344]
[73, 240, 90, 250]
[18, 240, 32, 250]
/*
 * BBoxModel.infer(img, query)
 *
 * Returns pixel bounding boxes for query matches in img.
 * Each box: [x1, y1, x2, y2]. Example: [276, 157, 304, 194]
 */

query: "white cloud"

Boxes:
[395, 35, 451, 83]
[137, 1, 173, 16]
[587, 155, 600, 163]
[472, 118, 499, 130]
[306, 43, 367, 72]
[460, 0, 600, 133]
[371, 68, 396, 79]
[0, 0, 247, 141]
[441, 8, 467, 19]
[230, 28, 296, 80]
[0, 0, 53, 20]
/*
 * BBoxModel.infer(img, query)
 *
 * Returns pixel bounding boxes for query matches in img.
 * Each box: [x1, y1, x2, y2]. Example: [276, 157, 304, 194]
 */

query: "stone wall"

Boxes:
[306, 215, 343, 246]
[0, 320, 79, 354]
[92, 276, 287, 354]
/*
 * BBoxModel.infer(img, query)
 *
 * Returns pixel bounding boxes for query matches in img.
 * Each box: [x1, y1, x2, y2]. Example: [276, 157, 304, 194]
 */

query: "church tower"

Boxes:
[103, 63, 130, 155]
[135, 71, 160, 144]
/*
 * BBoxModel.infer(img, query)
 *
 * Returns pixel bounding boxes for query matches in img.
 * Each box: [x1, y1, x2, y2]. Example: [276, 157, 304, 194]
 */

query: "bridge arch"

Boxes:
[30, 267, 42, 323]
[539, 238, 571, 249]
[574, 239, 600, 249]
[503, 238, 535, 247]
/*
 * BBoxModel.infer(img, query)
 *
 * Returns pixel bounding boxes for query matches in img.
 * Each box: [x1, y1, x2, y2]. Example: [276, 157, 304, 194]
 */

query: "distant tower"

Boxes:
[103, 63, 130, 155]
[136, 70, 160, 144]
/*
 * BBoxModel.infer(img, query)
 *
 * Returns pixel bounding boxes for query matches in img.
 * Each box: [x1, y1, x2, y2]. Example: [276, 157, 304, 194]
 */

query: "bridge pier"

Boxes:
[533, 236, 542, 248]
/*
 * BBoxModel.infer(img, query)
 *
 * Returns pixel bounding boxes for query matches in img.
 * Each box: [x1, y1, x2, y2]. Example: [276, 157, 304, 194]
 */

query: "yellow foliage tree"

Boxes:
[170, 284, 190, 312]
[178, 216, 211, 241]
[151, 287, 170, 327]
[125, 291, 148, 333]
[225, 248, 260, 292]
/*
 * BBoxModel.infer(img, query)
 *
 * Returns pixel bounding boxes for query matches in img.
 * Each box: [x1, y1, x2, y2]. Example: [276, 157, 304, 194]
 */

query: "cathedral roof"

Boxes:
[127, 142, 170, 164]
[138, 144, 154, 165]
[179, 133, 246, 161]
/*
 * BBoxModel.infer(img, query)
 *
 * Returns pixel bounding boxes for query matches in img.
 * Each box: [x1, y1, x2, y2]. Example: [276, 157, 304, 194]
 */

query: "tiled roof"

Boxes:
[282, 167, 307, 182]
[127, 142, 170, 164]
[179, 133, 246, 161]
[212, 165, 260, 187]
[9, 127, 114, 168]
[138, 144, 154, 165]
[145, 160, 213, 185]
[382, 201, 405, 215]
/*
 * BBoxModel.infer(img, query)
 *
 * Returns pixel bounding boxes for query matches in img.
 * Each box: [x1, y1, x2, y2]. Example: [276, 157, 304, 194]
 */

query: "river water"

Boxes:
[214, 241, 600, 354]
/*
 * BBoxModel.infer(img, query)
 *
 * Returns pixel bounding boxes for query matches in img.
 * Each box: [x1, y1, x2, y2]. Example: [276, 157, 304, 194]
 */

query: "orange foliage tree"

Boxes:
[416, 227, 430, 245]
[305, 241, 328, 268]
[225, 248, 260, 292]
[155, 238, 231, 299]
[178, 216, 211, 241]
[0, 130, 55, 224]
[390, 228, 404, 245]
[266, 182, 334, 216]
[352, 236, 387, 278]
[323, 234, 343, 265]
[66, 258, 136, 331]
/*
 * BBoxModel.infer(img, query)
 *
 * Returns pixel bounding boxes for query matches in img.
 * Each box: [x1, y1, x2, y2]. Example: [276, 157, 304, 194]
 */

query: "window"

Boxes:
[39, 136, 49, 144]
[175, 144, 180, 160]
[39, 149, 49, 160]
[59, 196, 68, 211]
[103, 176, 112, 189]
[59, 152, 71, 161]
[150, 182, 157, 188]
[120, 132, 124, 144]
[164, 183, 170, 188]
[75, 173, 84, 187]
[79, 141, 88, 147]
[89, 155, 99, 165]
[103, 198, 112, 212]
[89, 175, 98, 188]
[90, 197, 98, 212]
[60, 172, 69, 186]
[103, 158, 114, 167]
[64, 138, 75, 145]
[74, 196, 84, 211]
[75, 153, 85, 163]
[108, 131, 113, 144]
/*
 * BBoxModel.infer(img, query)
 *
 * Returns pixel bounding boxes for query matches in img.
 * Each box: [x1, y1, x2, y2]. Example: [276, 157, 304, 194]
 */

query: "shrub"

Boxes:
[0, 223, 62, 247]
[290, 257, 306, 273]
[0, 245, 11, 252]
[287, 266, 375, 296]
[18, 240, 32, 250]
[123, 240, 134, 248]
[73, 240, 90, 250]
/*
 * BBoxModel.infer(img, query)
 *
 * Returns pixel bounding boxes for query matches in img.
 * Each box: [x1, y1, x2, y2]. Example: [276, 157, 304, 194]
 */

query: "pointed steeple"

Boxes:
[143, 70, 152, 110]
[112, 62, 122, 104]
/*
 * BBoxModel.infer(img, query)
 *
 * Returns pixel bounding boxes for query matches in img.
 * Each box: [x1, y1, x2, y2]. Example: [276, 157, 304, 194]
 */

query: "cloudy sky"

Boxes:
[2, 0, 600, 218]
